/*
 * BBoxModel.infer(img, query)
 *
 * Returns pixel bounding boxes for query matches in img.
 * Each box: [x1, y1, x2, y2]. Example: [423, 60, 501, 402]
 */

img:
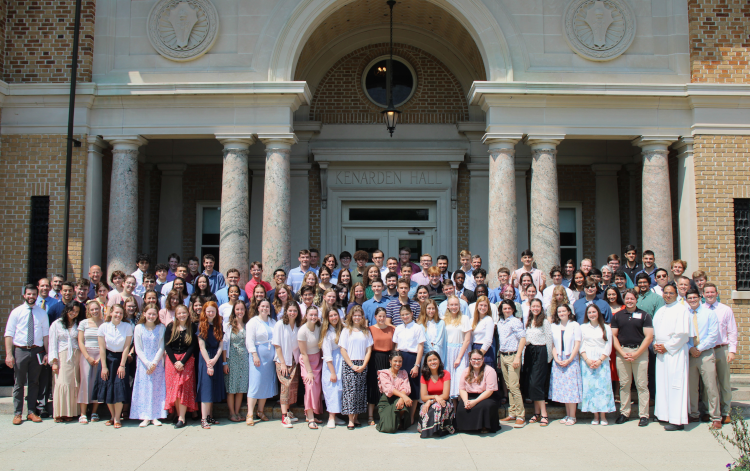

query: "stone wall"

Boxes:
[310, 43, 469, 124]
[0, 134, 88, 356]
[4, 0, 96, 83]
[689, 0, 750, 83]
[693, 135, 750, 372]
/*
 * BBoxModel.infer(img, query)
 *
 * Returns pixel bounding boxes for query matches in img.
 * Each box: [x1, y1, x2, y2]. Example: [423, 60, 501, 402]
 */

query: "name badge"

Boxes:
[633, 313, 642, 319]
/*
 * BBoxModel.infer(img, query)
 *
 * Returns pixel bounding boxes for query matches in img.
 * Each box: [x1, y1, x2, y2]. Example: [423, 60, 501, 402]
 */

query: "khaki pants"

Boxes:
[616, 347, 649, 418]
[499, 353, 524, 419]
[710, 345, 733, 416]
[689, 349, 720, 421]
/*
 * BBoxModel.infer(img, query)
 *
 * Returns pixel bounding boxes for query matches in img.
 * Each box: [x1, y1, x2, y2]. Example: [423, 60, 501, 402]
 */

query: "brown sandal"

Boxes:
[256, 412, 269, 422]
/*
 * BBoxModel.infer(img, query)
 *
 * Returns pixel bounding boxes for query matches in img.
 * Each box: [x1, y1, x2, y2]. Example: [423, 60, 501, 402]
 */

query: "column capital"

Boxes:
[631, 135, 679, 153]
[157, 163, 187, 176]
[482, 133, 523, 149]
[87, 136, 107, 152]
[258, 133, 298, 149]
[591, 164, 622, 176]
[524, 134, 565, 151]
[103, 135, 148, 150]
[215, 134, 255, 150]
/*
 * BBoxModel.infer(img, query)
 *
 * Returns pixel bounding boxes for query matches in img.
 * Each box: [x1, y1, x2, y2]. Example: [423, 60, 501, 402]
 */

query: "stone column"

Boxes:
[216, 135, 254, 284]
[83, 137, 106, 271]
[483, 134, 522, 288]
[592, 164, 622, 265]
[525, 136, 564, 275]
[157, 164, 187, 263]
[258, 134, 298, 280]
[675, 138, 699, 272]
[633, 137, 678, 270]
[104, 135, 147, 277]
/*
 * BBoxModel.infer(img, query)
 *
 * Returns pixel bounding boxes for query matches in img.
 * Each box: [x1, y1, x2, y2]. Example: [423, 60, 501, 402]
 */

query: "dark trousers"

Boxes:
[13, 346, 44, 416]
[37, 364, 53, 415]
[647, 348, 656, 400]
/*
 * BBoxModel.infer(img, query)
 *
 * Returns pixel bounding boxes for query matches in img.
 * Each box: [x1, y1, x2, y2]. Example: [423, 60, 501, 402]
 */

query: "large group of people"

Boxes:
[3, 245, 738, 435]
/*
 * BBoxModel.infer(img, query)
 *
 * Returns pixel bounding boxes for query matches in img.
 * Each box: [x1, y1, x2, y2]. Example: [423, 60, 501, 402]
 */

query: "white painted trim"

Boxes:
[313, 147, 466, 162]
[732, 291, 750, 301]
[195, 201, 221, 258]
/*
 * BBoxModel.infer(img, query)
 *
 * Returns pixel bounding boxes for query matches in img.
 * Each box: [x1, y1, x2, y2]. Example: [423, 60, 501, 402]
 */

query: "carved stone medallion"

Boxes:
[147, 0, 219, 62]
[562, 0, 636, 61]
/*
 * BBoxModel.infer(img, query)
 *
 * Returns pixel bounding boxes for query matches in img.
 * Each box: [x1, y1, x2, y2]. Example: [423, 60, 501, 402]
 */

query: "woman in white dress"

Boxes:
[470, 296, 496, 369]
[418, 299, 445, 361]
[442, 296, 472, 401]
[320, 302, 345, 428]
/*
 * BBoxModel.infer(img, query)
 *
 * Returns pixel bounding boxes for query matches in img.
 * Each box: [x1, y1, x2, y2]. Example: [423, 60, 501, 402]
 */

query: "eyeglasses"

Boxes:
[585, 285, 597, 290]
[470, 358, 483, 362]
[655, 274, 668, 279]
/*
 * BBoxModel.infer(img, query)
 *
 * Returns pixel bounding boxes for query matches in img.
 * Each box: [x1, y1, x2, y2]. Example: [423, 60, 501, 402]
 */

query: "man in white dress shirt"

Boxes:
[4, 284, 49, 425]
[653, 284, 692, 431]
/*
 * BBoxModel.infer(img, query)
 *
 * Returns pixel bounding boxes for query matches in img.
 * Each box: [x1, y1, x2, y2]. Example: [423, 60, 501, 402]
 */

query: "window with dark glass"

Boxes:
[349, 208, 428, 221]
[28, 196, 49, 285]
[559, 207, 578, 264]
[364, 59, 414, 107]
[734, 199, 750, 290]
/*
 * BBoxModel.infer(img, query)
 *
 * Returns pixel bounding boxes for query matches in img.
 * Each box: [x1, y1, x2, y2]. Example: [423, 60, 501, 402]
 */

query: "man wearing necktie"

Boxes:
[702, 283, 738, 424]
[4, 284, 49, 425]
[685, 289, 721, 429]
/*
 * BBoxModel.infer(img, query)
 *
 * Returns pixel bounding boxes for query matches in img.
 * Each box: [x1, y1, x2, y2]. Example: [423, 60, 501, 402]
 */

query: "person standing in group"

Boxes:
[392, 305, 425, 425]
[93, 304, 133, 429]
[297, 305, 323, 429]
[386, 278, 421, 327]
[573, 278, 612, 324]
[5, 284, 49, 425]
[222, 302, 250, 422]
[218, 285, 242, 320]
[549, 304, 582, 426]
[273, 301, 301, 428]
[196, 301, 225, 429]
[684, 289, 722, 429]
[442, 296, 472, 400]
[611, 289, 653, 426]
[579, 304, 616, 425]
[164, 304, 198, 429]
[513, 250, 546, 291]
[347, 282, 366, 314]
[653, 284, 692, 431]
[367, 307, 395, 425]
[339, 305, 374, 430]
[246, 299, 277, 426]
[130, 303, 167, 427]
[418, 351, 454, 437]
[456, 349, 500, 434]
[470, 296, 495, 370]
[703, 283, 738, 425]
[522, 298, 553, 427]
[375, 351, 412, 433]
[418, 299, 445, 361]
[320, 303, 346, 428]
[193, 275, 218, 304]
[78, 301, 103, 423]
[49, 302, 83, 422]
[496, 300, 526, 429]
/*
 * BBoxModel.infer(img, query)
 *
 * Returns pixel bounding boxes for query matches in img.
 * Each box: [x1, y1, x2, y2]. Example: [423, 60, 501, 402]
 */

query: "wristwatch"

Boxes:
[222, 362, 228, 366]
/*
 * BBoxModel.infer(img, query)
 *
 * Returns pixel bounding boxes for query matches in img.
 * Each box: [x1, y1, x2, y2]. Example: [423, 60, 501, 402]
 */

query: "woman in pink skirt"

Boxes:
[164, 304, 198, 429]
[297, 305, 323, 429]
[77, 301, 104, 423]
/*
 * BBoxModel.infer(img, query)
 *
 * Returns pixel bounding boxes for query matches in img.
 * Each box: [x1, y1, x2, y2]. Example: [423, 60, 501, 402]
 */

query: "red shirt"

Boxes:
[245, 279, 272, 297]
[420, 370, 450, 396]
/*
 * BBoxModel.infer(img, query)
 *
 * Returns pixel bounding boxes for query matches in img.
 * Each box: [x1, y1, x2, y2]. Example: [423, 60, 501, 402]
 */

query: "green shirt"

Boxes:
[636, 290, 666, 319]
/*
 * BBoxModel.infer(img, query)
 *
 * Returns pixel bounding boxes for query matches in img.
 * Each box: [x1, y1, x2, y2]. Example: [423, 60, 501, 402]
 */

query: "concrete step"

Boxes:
[731, 374, 750, 386]
[0, 386, 12, 397]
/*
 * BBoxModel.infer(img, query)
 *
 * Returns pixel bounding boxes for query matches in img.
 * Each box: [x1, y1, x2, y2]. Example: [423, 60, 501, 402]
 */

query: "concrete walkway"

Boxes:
[0, 417, 734, 471]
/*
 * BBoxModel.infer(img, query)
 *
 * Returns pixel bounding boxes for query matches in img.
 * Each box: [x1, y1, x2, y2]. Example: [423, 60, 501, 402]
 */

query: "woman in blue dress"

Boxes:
[196, 301, 225, 429]
[246, 299, 278, 426]
[418, 299, 445, 361]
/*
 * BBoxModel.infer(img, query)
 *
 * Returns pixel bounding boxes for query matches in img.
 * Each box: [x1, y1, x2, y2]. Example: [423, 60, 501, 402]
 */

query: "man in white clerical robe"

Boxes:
[652, 284, 693, 431]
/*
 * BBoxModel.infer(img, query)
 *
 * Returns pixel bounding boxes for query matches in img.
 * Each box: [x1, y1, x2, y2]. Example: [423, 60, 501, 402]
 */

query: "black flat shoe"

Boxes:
[638, 417, 649, 427]
[615, 414, 628, 424]
[663, 424, 684, 431]
[174, 420, 185, 429]
[347, 424, 355, 430]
